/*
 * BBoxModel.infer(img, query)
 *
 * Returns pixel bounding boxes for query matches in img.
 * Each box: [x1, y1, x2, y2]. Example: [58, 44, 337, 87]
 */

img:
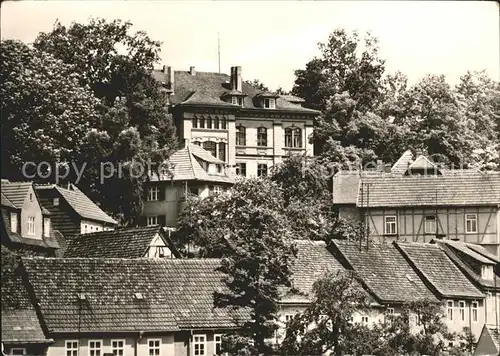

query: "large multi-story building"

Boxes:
[152, 65, 318, 177]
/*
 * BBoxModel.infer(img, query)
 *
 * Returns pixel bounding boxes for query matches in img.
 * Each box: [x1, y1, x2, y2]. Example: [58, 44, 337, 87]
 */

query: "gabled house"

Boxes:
[474, 325, 500, 356]
[435, 240, 500, 328]
[35, 183, 117, 239]
[16, 257, 248, 356]
[332, 151, 500, 256]
[1, 180, 62, 256]
[395, 242, 486, 338]
[152, 65, 318, 177]
[64, 226, 181, 259]
[142, 144, 235, 227]
[330, 240, 438, 327]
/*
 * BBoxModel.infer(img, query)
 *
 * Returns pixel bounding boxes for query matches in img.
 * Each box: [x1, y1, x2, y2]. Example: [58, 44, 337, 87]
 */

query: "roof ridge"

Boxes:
[186, 145, 198, 179]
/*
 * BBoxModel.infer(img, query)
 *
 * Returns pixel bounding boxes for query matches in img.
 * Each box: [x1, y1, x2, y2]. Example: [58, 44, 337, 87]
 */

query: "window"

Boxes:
[214, 117, 220, 129]
[257, 127, 267, 147]
[209, 186, 222, 196]
[193, 117, 198, 128]
[264, 98, 275, 109]
[27, 216, 35, 235]
[10, 212, 17, 233]
[257, 164, 268, 177]
[218, 142, 226, 162]
[190, 187, 199, 196]
[148, 339, 161, 356]
[424, 215, 437, 234]
[361, 316, 369, 325]
[235, 163, 246, 176]
[384, 216, 397, 235]
[482, 265, 494, 280]
[10, 349, 26, 356]
[193, 334, 206, 356]
[44, 217, 50, 237]
[203, 141, 217, 158]
[459, 301, 465, 321]
[193, 141, 201, 146]
[29, 193, 33, 201]
[221, 117, 227, 130]
[447, 300, 454, 321]
[471, 301, 478, 322]
[147, 186, 159, 201]
[206, 118, 212, 129]
[199, 116, 205, 129]
[466, 214, 478, 233]
[214, 334, 222, 355]
[236, 126, 246, 146]
[65, 340, 78, 356]
[88, 340, 102, 356]
[386, 308, 394, 324]
[216, 164, 222, 173]
[53, 197, 59, 206]
[147, 216, 158, 226]
[284, 127, 303, 148]
[414, 314, 421, 326]
[285, 314, 294, 323]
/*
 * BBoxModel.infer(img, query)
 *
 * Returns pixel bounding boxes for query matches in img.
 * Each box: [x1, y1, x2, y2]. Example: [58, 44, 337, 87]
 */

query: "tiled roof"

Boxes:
[1, 192, 16, 209]
[408, 155, 437, 171]
[437, 240, 495, 264]
[282, 240, 345, 303]
[153, 69, 318, 114]
[395, 242, 484, 299]
[1, 181, 32, 208]
[1, 271, 50, 344]
[332, 171, 389, 205]
[182, 91, 237, 107]
[279, 94, 305, 104]
[331, 240, 437, 304]
[391, 150, 414, 175]
[466, 244, 500, 263]
[64, 226, 179, 258]
[36, 184, 117, 224]
[486, 325, 500, 352]
[150, 145, 235, 184]
[357, 172, 500, 207]
[21, 258, 247, 333]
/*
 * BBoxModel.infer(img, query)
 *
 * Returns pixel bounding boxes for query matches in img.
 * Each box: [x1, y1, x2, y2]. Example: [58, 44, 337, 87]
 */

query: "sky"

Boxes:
[1, 1, 499, 91]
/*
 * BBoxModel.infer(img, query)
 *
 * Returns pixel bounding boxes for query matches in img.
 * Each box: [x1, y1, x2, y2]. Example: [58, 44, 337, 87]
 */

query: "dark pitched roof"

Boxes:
[150, 145, 235, 184]
[64, 226, 180, 258]
[357, 172, 500, 207]
[35, 184, 117, 224]
[1, 181, 32, 208]
[1, 271, 51, 344]
[153, 69, 318, 114]
[391, 150, 414, 175]
[283, 240, 345, 303]
[331, 240, 437, 304]
[21, 258, 247, 333]
[395, 242, 484, 299]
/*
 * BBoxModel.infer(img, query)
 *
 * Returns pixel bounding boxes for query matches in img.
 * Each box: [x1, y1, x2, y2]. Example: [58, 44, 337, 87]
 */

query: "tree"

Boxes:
[279, 270, 370, 356]
[0, 40, 99, 181]
[244, 79, 269, 92]
[32, 18, 178, 222]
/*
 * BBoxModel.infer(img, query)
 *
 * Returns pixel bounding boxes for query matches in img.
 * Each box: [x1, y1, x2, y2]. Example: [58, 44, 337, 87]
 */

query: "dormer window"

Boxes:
[53, 197, 59, 206]
[482, 265, 494, 280]
[231, 96, 244, 106]
[264, 98, 275, 109]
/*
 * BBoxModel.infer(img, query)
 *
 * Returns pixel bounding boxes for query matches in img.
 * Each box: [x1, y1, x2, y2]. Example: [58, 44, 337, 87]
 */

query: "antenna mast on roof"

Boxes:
[217, 32, 221, 74]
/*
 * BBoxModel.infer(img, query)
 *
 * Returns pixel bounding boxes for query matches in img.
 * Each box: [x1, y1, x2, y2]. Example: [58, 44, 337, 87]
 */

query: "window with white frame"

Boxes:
[111, 340, 124, 356]
[257, 163, 268, 177]
[214, 334, 223, 355]
[471, 301, 478, 323]
[482, 265, 494, 280]
[88, 340, 102, 356]
[193, 334, 206, 356]
[65, 340, 79, 356]
[264, 98, 275, 109]
[465, 214, 478, 233]
[458, 301, 465, 321]
[386, 308, 394, 324]
[147, 215, 159, 226]
[361, 316, 369, 325]
[384, 216, 397, 235]
[257, 127, 267, 147]
[10, 212, 17, 233]
[424, 215, 437, 234]
[10, 348, 26, 355]
[284, 127, 303, 148]
[235, 163, 246, 176]
[148, 339, 161, 356]
[447, 300, 454, 321]
[43, 217, 50, 237]
[147, 186, 160, 201]
[27, 216, 35, 235]
[53, 197, 60, 206]
[414, 313, 421, 326]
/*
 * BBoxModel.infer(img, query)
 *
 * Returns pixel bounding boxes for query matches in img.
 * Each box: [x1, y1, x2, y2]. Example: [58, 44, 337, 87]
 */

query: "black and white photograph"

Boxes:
[1, 1, 499, 355]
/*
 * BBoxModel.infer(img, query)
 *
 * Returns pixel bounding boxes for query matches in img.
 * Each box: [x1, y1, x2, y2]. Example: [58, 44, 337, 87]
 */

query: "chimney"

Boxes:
[230, 66, 242, 92]
[162, 65, 175, 93]
[189, 66, 196, 76]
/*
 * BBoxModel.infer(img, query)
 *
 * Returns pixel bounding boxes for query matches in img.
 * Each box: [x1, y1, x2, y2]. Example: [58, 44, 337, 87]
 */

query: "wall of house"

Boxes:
[142, 184, 182, 227]
[362, 206, 498, 254]
[20, 186, 43, 240]
[46, 335, 175, 356]
[3, 343, 48, 356]
[442, 299, 486, 340]
[174, 330, 225, 356]
[485, 291, 500, 327]
[80, 219, 109, 234]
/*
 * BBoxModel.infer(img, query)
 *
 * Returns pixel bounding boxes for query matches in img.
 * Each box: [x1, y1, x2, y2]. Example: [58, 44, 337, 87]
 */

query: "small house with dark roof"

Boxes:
[16, 257, 248, 356]
[332, 150, 500, 256]
[474, 325, 500, 356]
[395, 242, 486, 338]
[1, 180, 61, 256]
[64, 226, 180, 259]
[143, 144, 236, 227]
[152, 65, 318, 178]
[35, 183, 117, 239]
